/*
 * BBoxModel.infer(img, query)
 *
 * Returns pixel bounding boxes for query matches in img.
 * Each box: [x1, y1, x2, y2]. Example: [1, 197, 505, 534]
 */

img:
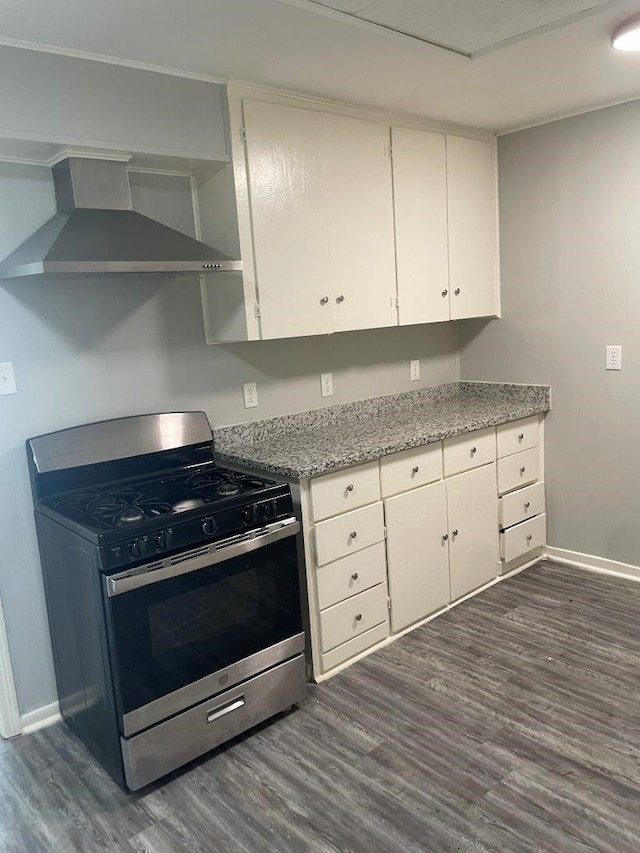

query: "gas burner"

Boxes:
[116, 506, 146, 526]
[218, 483, 241, 497]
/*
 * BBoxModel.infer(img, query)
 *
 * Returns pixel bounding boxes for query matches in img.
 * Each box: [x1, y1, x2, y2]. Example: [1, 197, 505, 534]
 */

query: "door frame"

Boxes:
[0, 592, 22, 738]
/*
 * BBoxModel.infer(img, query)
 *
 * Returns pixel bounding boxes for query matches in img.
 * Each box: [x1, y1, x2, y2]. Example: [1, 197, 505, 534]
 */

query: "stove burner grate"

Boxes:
[59, 487, 173, 529]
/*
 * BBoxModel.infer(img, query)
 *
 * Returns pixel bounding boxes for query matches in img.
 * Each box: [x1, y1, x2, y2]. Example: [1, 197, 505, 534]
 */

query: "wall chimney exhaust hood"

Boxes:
[0, 157, 242, 279]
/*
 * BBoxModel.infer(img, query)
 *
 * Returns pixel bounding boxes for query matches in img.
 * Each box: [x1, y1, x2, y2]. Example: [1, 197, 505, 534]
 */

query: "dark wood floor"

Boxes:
[3, 559, 640, 852]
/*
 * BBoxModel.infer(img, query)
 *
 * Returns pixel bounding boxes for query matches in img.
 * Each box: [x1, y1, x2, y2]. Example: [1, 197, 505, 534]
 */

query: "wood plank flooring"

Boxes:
[3, 559, 640, 852]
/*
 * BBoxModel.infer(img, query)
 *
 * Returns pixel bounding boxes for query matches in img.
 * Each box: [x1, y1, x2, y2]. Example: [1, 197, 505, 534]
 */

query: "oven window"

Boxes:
[108, 536, 302, 717]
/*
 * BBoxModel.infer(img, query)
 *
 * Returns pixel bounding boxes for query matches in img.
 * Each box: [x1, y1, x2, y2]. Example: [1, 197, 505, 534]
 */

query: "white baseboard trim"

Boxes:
[544, 546, 640, 583]
[21, 701, 61, 734]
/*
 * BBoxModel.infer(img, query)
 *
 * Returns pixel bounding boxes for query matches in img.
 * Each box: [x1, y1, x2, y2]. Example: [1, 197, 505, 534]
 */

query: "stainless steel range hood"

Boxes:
[0, 157, 242, 279]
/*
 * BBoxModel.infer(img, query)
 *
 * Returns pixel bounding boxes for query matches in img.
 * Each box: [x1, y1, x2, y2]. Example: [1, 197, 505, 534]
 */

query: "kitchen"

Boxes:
[1, 0, 640, 849]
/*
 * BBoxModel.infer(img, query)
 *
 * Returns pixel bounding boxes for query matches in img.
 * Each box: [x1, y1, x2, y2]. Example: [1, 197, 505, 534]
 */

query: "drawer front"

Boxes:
[500, 513, 546, 563]
[316, 541, 387, 610]
[443, 427, 496, 476]
[379, 443, 442, 498]
[322, 621, 388, 673]
[314, 502, 385, 567]
[320, 583, 388, 652]
[121, 655, 306, 790]
[497, 416, 539, 458]
[499, 481, 545, 530]
[497, 447, 539, 495]
[310, 461, 380, 522]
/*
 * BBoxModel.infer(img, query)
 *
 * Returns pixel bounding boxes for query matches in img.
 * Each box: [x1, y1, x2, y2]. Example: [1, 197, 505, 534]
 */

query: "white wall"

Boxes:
[0, 161, 459, 717]
[460, 99, 640, 567]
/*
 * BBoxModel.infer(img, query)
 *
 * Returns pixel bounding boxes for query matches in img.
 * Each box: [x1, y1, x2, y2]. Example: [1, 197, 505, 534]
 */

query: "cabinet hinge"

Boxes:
[383, 525, 387, 539]
[387, 596, 392, 612]
[254, 301, 261, 319]
[239, 126, 247, 144]
[395, 295, 399, 308]
[384, 143, 392, 159]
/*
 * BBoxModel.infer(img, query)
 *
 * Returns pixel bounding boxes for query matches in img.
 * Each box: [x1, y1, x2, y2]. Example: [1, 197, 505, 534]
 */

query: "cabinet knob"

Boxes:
[412, 466, 419, 475]
[526, 534, 533, 542]
[470, 446, 477, 455]
[524, 501, 531, 510]
[351, 572, 359, 581]
[442, 533, 448, 541]
[350, 531, 358, 539]
[441, 290, 448, 297]
[346, 483, 354, 492]
[520, 466, 526, 474]
[518, 433, 525, 441]
[355, 613, 362, 622]
[454, 288, 461, 295]
[336, 294, 345, 303]
[452, 529, 459, 537]
[320, 296, 329, 305]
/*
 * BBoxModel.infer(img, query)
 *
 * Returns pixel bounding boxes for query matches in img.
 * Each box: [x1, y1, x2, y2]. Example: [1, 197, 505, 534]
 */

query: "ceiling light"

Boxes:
[612, 18, 640, 51]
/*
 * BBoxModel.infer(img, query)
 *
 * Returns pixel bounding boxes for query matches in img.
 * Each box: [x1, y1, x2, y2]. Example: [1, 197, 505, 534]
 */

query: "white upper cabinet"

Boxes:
[323, 113, 397, 332]
[446, 135, 499, 320]
[391, 126, 449, 325]
[200, 86, 501, 342]
[242, 100, 332, 339]
[391, 127, 499, 327]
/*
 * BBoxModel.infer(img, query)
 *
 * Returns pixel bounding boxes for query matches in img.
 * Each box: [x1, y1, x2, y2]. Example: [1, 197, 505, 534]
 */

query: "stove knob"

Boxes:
[130, 536, 149, 559]
[155, 531, 167, 550]
[242, 505, 258, 525]
[202, 517, 218, 536]
[261, 499, 278, 520]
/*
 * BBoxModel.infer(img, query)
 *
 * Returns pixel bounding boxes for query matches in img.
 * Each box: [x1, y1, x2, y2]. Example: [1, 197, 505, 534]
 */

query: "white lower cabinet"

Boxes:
[385, 481, 450, 632]
[302, 416, 544, 680]
[447, 464, 499, 601]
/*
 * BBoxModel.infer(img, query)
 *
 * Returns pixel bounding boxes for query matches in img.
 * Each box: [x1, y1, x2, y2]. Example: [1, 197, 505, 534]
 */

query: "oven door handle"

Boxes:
[105, 518, 300, 597]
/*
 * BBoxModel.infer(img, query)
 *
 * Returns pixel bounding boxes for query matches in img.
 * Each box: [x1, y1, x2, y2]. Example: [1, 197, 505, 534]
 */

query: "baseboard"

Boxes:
[21, 701, 61, 734]
[544, 546, 640, 583]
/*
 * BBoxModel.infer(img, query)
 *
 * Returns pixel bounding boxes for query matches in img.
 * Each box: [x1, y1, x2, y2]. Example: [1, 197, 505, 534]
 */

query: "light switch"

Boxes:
[0, 362, 17, 395]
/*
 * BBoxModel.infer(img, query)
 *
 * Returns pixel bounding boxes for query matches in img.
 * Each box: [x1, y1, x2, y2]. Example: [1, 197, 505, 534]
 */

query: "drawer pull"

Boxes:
[452, 529, 459, 538]
[524, 501, 531, 510]
[355, 613, 363, 622]
[336, 294, 345, 303]
[442, 533, 448, 541]
[320, 295, 329, 305]
[470, 446, 477, 455]
[351, 572, 359, 581]
[441, 289, 448, 297]
[520, 466, 526, 474]
[526, 534, 533, 543]
[349, 531, 358, 539]
[412, 466, 419, 475]
[207, 696, 245, 724]
[346, 483, 354, 492]
[454, 288, 461, 295]
[518, 433, 525, 441]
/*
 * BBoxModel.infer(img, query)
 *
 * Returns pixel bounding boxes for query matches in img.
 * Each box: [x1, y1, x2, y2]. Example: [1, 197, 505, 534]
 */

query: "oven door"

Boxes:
[104, 518, 304, 736]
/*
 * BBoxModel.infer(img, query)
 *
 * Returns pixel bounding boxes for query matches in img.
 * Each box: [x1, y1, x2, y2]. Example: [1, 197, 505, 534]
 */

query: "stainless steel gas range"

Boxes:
[27, 412, 306, 790]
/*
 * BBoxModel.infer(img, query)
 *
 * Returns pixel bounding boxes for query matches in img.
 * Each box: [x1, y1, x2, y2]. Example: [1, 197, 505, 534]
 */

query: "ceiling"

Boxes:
[1, 0, 640, 133]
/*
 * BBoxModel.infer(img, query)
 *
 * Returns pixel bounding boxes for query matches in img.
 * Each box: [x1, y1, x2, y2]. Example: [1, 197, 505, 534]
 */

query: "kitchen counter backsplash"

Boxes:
[214, 381, 550, 479]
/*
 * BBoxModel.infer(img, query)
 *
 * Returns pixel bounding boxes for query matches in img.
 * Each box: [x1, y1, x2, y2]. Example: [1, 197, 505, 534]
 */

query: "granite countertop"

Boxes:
[214, 381, 551, 480]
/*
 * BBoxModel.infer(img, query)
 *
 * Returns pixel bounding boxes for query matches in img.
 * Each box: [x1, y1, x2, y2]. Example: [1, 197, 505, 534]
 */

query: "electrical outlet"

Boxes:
[605, 345, 622, 371]
[243, 382, 258, 408]
[0, 362, 17, 396]
[410, 359, 420, 382]
[320, 372, 333, 398]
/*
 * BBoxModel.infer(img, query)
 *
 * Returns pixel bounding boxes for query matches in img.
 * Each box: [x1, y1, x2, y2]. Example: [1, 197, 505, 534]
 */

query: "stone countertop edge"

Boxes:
[214, 381, 551, 480]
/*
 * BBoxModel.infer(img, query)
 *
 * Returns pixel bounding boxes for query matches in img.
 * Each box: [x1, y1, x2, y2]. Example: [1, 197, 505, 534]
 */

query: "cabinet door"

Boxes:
[391, 126, 449, 325]
[385, 481, 450, 633]
[446, 136, 498, 321]
[243, 100, 332, 339]
[447, 463, 499, 601]
[323, 113, 397, 332]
